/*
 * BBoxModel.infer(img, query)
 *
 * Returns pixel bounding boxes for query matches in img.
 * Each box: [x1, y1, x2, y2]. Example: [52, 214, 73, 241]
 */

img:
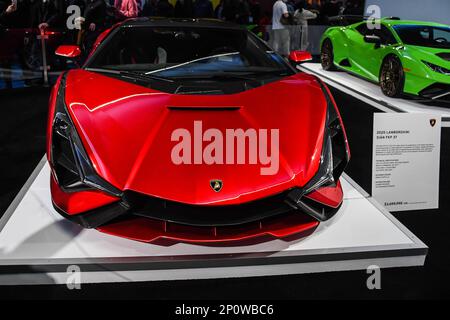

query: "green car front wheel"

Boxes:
[380, 55, 405, 98]
[321, 39, 336, 71]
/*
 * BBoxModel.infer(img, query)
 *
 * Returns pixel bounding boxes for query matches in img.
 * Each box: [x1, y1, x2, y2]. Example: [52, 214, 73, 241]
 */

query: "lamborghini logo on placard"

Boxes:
[430, 119, 437, 127]
[210, 179, 223, 192]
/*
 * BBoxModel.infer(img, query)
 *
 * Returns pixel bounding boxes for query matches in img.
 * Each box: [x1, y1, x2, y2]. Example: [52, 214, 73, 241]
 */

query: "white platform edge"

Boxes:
[0, 157, 428, 285]
[0, 256, 426, 285]
[298, 63, 450, 128]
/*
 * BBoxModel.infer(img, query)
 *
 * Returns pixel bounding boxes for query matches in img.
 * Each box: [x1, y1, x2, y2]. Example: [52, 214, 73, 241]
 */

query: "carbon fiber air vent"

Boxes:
[437, 52, 450, 61]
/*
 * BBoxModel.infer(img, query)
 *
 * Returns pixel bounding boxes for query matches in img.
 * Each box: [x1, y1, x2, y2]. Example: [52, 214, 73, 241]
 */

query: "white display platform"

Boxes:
[299, 63, 450, 127]
[0, 157, 427, 285]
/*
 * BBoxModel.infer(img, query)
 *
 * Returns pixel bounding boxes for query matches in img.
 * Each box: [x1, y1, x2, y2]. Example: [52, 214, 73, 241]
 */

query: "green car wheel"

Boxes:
[321, 39, 336, 71]
[380, 55, 405, 97]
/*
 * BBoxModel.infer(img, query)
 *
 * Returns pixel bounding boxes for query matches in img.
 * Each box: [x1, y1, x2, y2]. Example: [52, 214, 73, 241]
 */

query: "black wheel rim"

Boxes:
[381, 58, 402, 96]
[321, 42, 333, 69]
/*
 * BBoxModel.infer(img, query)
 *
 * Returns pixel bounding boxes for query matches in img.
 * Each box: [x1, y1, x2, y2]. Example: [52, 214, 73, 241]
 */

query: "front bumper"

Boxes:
[404, 63, 450, 99]
[51, 174, 343, 244]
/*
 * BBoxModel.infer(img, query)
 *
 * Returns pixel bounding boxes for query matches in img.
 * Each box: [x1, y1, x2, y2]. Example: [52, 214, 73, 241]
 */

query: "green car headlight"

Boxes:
[423, 61, 450, 75]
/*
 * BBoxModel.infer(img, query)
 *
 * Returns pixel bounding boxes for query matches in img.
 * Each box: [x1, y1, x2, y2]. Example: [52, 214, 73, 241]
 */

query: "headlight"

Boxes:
[286, 82, 350, 221]
[423, 61, 450, 75]
[50, 74, 122, 197]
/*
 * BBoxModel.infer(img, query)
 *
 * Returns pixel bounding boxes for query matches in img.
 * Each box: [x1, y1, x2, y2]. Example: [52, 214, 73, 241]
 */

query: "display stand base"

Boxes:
[0, 158, 427, 285]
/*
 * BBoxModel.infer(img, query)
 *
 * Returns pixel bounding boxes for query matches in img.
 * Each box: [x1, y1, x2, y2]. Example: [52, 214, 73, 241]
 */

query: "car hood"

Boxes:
[64, 70, 327, 205]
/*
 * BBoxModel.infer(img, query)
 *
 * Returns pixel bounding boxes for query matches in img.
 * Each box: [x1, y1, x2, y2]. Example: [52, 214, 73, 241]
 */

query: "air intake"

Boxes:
[437, 53, 450, 61]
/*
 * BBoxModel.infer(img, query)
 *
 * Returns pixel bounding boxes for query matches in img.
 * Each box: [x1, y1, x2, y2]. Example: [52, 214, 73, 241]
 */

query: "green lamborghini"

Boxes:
[320, 17, 450, 99]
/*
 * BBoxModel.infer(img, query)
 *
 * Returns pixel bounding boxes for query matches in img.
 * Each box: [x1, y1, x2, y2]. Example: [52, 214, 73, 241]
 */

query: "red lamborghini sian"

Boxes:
[47, 18, 350, 244]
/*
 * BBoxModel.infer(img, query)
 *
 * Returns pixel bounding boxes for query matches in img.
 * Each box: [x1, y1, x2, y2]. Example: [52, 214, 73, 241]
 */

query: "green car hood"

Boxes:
[407, 45, 450, 67]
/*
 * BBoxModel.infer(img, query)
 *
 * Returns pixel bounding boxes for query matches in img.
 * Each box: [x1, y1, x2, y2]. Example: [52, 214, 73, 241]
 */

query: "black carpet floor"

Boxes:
[0, 84, 449, 299]
[0, 87, 50, 215]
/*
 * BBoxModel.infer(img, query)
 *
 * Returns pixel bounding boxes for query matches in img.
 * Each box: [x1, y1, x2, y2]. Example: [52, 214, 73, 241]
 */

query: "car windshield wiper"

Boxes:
[242, 69, 292, 77]
[172, 72, 265, 86]
[85, 68, 174, 83]
[144, 52, 240, 75]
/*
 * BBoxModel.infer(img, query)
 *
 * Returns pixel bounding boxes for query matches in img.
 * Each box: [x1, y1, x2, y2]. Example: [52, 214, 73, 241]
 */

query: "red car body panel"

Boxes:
[61, 70, 328, 206]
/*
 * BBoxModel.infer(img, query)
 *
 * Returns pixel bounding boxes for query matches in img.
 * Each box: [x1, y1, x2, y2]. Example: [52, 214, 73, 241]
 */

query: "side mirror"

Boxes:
[288, 50, 313, 64]
[55, 45, 81, 58]
[364, 35, 381, 44]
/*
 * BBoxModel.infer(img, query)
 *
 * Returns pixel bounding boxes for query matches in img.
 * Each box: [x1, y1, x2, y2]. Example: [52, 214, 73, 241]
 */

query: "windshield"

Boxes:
[86, 26, 293, 78]
[394, 25, 450, 49]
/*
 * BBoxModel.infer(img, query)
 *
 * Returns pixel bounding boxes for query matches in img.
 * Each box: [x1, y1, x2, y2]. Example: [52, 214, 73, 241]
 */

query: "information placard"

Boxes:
[372, 113, 441, 211]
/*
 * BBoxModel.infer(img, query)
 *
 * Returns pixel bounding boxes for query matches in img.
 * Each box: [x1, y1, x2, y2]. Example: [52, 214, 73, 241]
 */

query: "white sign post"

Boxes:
[372, 113, 441, 211]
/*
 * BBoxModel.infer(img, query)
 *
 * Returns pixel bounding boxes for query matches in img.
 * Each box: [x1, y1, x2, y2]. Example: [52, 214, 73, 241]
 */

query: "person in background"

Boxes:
[235, 0, 249, 24]
[54, 0, 65, 24]
[137, 0, 144, 13]
[272, 0, 290, 57]
[293, 0, 317, 51]
[155, 0, 174, 17]
[284, 0, 296, 51]
[84, 0, 106, 33]
[83, 0, 106, 49]
[285, 0, 294, 14]
[214, 0, 224, 19]
[174, 0, 193, 18]
[337, 1, 344, 15]
[321, 0, 340, 24]
[141, 0, 156, 16]
[30, 0, 59, 31]
[193, 0, 213, 18]
[0, 0, 20, 89]
[114, 0, 139, 19]
[23, 0, 60, 73]
[304, 0, 320, 25]
[221, 0, 238, 22]
[307, 0, 320, 11]
[248, 0, 260, 24]
[290, 1, 301, 51]
[258, 10, 271, 41]
[343, 0, 364, 16]
[0, 0, 17, 25]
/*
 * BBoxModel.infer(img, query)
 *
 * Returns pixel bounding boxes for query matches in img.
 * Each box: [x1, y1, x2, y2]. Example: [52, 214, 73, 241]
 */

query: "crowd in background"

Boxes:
[0, 0, 364, 67]
[0, 0, 264, 31]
